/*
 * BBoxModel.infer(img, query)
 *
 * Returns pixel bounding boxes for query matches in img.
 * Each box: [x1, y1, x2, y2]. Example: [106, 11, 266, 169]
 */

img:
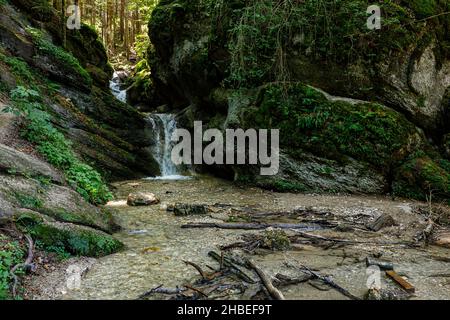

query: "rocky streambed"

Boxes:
[24, 176, 450, 300]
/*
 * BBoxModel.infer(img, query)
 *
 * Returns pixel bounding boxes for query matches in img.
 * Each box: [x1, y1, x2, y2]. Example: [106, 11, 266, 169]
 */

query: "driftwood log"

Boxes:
[245, 259, 285, 300]
[182, 222, 318, 230]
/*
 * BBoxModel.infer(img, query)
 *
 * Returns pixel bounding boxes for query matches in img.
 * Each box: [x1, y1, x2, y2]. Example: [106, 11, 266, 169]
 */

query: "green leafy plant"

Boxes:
[0, 53, 35, 86]
[6, 86, 113, 204]
[0, 235, 24, 300]
[14, 193, 43, 210]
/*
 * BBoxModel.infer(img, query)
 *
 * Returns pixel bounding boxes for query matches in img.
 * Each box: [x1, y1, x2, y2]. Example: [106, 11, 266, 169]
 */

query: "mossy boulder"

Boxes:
[0, 174, 117, 232]
[393, 154, 450, 201]
[15, 210, 123, 257]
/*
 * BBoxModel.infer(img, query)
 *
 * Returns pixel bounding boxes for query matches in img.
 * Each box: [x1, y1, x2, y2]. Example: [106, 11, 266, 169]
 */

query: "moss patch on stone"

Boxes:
[15, 211, 123, 257]
[26, 27, 92, 87]
[393, 153, 450, 201]
[243, 83, 421, 171]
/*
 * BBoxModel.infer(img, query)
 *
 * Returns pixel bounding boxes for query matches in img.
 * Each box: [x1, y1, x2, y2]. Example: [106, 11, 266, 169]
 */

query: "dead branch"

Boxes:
[138, 285, 188, 299]
[292, 229, 416, 247]
[182, 222, 317, 230]
[273, 273, 313, 287]
[208, 251, 256, 284]
[246, 259, 285, 300]
[287, 263, 360, 300]
[183, 260, 207, 280]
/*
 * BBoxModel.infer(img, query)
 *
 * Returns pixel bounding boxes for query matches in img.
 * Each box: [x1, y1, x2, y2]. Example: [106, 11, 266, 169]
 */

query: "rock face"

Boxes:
[127, 192, 160, 206]
[0, 1, 159, 180]
[147, 0, 450, 201]
[0, 143, 64, 184]
[0, 0, 162, 256]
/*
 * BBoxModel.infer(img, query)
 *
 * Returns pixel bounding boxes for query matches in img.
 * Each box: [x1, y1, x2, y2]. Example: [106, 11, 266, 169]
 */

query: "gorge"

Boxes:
[0, 0, 449, 301]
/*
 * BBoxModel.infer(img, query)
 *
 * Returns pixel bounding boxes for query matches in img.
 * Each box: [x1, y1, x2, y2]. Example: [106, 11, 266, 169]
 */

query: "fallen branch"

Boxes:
[292, 230, 416, 247]
[208, 251, 256, 284]
[184, 284, 209, 298]
[246, 259, 285, 300]
[138, 285, 187, 299]
[183, 260, 207, 280]
[10, 234, 35, 297]
[273, 273, 313, 287]
[182, 222, 318, 230]
[288, 263, 360, 300]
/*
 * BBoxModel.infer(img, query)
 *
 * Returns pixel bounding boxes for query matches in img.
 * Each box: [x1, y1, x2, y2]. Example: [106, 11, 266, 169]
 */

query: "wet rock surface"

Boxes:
[127, 192, 160, 206]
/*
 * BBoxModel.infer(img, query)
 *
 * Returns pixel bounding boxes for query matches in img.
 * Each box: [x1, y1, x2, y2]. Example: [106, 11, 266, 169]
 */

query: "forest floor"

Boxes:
[22, 176, 450, 300]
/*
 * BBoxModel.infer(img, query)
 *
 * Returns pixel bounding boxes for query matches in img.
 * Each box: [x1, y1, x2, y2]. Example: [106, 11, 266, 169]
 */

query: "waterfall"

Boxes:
[110, 71, 127, 103]
[147, 114, 189, 180]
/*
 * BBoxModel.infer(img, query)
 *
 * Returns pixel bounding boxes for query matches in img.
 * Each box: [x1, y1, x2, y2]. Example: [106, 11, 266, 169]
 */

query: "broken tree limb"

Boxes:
[10, 234, 35, 297]
[246, 259, 285, 300]
[182, 222, 318, 230]
[208, 251, 256, 284]
[273, 273, 313, 287]
[138, 285, 188, 299]
[291, 229, 416, 247]
[184, 284, 209, 298]
[288, 263, 360, 300]
[183, 260, 207, 280]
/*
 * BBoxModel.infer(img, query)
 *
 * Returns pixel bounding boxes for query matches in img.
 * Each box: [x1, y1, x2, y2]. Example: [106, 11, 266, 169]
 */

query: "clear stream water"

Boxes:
[53, 177, 450, 300]
[55, 75, 450, 300]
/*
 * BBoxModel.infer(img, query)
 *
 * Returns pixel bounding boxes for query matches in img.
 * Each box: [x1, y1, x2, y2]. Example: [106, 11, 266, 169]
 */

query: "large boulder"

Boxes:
[15, 209, 123, 257]
[1, 1, 160, 180]
[0, 174, 117, 232]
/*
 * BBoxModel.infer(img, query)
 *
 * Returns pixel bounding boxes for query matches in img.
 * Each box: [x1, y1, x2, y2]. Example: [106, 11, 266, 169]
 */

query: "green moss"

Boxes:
[14, 193, 43, 210]
[26, 27, 92, 87]
[16, 212, 123, 257]
[244, 83, 417, 170]
[7, 86, 113, 205]
[393, 154, 450, 201]
[0, 53, 35, 86]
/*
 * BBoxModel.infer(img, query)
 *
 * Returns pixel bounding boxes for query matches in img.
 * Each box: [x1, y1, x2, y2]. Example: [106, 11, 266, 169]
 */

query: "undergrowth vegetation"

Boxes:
[200, 0, 450, 88]
[0, 235, 24, 300]
[5, 86, 113, 204]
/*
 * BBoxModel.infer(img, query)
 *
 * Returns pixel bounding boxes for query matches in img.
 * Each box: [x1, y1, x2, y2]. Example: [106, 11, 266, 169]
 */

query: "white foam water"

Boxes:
[147, 114, 191, 180]
[110, 71, 127, 103]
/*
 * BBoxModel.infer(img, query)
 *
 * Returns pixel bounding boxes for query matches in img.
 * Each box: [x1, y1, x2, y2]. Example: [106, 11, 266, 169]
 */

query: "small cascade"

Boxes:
[148, 113, 189, 180]
[109, 71, 127, 103]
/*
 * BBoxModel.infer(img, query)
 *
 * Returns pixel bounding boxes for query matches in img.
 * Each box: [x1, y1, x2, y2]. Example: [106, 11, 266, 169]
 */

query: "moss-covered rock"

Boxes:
[0, 174, 117, 232]
[393, 154, 450, 201]
[15, 210, 123, 257]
